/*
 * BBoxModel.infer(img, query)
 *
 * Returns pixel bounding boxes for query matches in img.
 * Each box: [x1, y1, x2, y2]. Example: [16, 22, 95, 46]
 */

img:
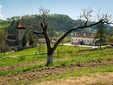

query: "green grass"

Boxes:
[1, 45, 113, 77]
[0, 53, 47, 66]
[1, 45, 113, 84]
[0, 45, 86, 66]
[0, 47, 113, 76]
[0, 46, 47, 66]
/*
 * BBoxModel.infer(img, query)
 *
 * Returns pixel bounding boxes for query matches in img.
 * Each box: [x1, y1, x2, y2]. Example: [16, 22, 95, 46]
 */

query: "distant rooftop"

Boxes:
[17, 21, 25, 29]
[72, 32, 94, 38]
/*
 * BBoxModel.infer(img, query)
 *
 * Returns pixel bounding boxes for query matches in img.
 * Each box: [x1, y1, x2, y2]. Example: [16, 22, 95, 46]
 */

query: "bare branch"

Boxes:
[97, 10, 113, 24]
[77, 15, 83, 26]
[39, 7, 50, 15]
[38, 7, 51, 53]
[84, 21, 88, 26]
[78, 8, 93, 27]
[40, 22, 44, 29]
[81, 8, 93, 21]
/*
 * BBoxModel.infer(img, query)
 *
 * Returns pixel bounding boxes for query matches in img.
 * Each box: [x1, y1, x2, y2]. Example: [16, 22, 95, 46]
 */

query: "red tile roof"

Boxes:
[108, 39, 113, 44]
[73, 32, 94, 38]
[18, 21, 25, 29]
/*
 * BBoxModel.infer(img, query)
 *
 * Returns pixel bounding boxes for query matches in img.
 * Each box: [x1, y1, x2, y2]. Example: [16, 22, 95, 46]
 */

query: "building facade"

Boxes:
[71, 32, 94, 45]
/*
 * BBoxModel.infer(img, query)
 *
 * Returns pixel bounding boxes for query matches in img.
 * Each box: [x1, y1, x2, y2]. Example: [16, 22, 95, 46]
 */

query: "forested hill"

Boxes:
[0, 14, 112, 34]
[21, 14, 77, 32]
[0, 19, 10, 30]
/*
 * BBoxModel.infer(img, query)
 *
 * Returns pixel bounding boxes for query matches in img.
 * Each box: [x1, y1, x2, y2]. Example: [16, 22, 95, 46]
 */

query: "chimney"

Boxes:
[75, 32, 77, 36]
[84, 33, 86, 37]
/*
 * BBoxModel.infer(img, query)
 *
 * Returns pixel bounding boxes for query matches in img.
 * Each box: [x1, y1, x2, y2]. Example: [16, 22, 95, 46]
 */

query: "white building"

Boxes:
[71, 32, 94, 45]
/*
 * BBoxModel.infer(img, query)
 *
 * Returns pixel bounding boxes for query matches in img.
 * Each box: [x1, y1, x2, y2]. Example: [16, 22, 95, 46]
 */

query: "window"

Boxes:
[21, 31, 23, 33]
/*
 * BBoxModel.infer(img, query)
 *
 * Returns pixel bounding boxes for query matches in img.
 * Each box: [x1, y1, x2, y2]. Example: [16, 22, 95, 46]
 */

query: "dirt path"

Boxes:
[0, 58, 113, 84]
[0, 61, 44, 71]
[35, 72, 113, 85]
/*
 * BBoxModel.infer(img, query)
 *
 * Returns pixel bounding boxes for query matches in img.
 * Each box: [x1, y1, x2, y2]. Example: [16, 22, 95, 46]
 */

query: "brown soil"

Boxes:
[35, 72, 113, 85]
[0, 58, 113, 84]
[0, 61, 44, 71]
[0, 58, 68, 71]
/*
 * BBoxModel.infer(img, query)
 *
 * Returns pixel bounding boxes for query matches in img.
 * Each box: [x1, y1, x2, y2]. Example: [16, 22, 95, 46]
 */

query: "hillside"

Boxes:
[1, 46, 113, 84]
[0, 19, 10, 31]
[1, 14, 112, 35]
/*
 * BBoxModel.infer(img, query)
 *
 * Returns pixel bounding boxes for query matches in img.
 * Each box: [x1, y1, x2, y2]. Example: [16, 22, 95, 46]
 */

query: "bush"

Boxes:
[0, 42, 10, 54]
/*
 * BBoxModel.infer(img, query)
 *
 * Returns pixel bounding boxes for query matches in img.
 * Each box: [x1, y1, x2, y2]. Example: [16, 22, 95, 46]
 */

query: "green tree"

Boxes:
[22, 34, 26, 48]
[7, 19, 18, 35]
[94, 23, 108, 49]
[0, 42, 10, 54]
[29, 32, 34, 45]
[0, 30, 4, 44]
[107, 27, 113, 45]
[0, 30, 10, 54]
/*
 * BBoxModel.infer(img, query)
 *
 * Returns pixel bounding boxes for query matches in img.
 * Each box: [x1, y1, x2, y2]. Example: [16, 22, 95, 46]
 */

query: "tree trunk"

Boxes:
[100, 42, 101, 49]
[46, 54, 53, 66]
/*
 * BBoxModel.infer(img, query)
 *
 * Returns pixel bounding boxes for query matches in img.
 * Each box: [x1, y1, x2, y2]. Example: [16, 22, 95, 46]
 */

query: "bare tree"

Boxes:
[29, 7, 112, 66]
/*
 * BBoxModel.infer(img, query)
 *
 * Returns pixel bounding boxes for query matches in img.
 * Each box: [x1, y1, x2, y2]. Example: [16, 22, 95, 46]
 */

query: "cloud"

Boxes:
[0, 5, 4, 20]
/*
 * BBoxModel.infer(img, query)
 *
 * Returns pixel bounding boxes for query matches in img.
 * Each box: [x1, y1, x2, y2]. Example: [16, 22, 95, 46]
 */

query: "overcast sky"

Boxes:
[0, 0, 113, 20]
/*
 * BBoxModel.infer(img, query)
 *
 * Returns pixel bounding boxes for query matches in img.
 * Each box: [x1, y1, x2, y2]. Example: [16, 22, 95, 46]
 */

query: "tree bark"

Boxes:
[46, 54, 53, 66]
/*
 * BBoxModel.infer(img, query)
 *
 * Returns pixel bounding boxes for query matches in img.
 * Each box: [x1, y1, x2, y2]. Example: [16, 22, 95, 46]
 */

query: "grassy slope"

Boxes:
[0, 47, 46, 66]
[0, 45, 86, 66]
[1, 45, 113, 84]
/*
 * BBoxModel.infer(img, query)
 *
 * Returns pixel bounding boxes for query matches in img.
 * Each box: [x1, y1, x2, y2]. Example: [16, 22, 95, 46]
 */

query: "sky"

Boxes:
[0, 0, 113, 20]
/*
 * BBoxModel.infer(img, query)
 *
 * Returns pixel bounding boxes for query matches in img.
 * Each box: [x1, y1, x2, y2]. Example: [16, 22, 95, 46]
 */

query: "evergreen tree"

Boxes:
[22, 34, 26, 48]
[29, 32, 34, 45]
[94, 23, 108, 49]
[0, 30, 10, 54]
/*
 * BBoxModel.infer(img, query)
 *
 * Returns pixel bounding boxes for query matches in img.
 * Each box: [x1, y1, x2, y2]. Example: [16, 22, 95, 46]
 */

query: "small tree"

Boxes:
[0, 30, 4, 44]
[0, 42, 10, 54]
[22, 34, 26, 48]
[0, 30, 10, 54]
[29, 32, 34, 45]
[28, 7, 112, 66]
[94, 23, 108, 49]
